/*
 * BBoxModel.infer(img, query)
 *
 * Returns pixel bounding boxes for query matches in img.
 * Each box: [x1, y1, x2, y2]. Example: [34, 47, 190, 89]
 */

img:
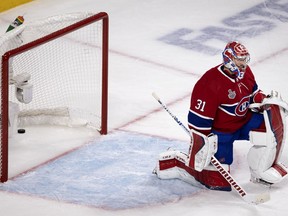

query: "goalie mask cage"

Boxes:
[0, 12, 109, 182]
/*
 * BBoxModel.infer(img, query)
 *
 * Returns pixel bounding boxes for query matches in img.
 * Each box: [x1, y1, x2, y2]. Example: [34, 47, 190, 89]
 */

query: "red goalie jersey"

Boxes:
[188, 64, 265, 135]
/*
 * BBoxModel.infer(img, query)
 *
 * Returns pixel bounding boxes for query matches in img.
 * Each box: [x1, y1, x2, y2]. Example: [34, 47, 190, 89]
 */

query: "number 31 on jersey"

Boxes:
[195, 99, 206, 112]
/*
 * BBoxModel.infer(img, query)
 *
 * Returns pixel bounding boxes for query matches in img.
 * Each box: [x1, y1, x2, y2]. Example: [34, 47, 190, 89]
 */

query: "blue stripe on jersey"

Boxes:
[252, 83, 259, 94]
[219, 103, 237, 116]
[188, 109, 213, 130]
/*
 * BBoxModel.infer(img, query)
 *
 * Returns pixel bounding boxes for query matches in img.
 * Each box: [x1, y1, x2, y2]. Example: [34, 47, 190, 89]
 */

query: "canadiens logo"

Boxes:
[228, 89, 236, 99]
[235, 96, 250, 116]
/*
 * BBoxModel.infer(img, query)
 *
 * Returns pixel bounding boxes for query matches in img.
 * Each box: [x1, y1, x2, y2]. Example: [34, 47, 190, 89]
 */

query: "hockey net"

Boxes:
[0, 12, 109, 182]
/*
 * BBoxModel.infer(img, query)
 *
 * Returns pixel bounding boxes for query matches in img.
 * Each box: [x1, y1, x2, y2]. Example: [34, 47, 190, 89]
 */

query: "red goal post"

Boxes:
[0, 12, 109, 182]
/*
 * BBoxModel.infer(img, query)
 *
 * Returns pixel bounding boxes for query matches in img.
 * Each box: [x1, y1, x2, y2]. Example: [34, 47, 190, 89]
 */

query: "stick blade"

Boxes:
[242, 192, 270, 205]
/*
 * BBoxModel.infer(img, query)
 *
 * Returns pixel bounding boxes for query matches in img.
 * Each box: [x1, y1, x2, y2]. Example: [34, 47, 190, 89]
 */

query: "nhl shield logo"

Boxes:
[228, 89, 236, 99]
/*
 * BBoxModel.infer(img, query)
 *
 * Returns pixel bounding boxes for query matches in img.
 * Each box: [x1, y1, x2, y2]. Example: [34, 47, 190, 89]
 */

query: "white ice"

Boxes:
[0, 0, 288, 215]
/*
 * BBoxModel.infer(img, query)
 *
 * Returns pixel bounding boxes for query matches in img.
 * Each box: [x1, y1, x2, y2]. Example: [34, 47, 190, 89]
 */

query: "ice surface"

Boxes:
[0, 0, 288, 216]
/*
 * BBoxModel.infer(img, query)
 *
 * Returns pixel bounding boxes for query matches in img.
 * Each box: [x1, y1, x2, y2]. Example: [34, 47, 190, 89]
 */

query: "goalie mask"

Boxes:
[222, 41, 250, 78]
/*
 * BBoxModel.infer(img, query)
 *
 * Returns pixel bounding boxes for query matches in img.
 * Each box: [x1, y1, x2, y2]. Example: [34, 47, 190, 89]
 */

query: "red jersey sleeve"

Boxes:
[188, 68, 220, 135]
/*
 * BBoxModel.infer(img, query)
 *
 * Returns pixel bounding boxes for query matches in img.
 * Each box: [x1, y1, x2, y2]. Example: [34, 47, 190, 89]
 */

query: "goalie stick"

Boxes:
[152, 92, 270, 205]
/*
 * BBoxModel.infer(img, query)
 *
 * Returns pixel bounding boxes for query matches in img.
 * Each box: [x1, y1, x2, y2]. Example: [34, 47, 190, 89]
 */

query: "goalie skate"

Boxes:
[250, 176, 273, 188]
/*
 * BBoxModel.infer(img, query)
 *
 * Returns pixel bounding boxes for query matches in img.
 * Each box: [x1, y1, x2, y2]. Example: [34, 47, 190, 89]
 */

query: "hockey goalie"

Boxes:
[154, 41, 288, 191]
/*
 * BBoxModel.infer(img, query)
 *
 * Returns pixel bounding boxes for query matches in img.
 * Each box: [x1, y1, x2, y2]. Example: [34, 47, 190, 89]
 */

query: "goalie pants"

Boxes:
[212, 112, 264, 165]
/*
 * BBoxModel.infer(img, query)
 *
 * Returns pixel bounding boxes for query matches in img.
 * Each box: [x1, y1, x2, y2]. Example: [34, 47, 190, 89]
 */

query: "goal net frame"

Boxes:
[0, 12, 109, 182]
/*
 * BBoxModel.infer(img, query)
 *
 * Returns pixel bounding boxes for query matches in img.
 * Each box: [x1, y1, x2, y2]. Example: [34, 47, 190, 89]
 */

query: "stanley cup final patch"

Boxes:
[228, 89, 236, 99]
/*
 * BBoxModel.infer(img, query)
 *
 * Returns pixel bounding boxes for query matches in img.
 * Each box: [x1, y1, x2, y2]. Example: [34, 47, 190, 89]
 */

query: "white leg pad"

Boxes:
[259, 163, 288, 184]
[248, 145, 278, 182]
[154, 149, 202, 187]
[155, 149, 186, 179]
[248, 108, 288, 184]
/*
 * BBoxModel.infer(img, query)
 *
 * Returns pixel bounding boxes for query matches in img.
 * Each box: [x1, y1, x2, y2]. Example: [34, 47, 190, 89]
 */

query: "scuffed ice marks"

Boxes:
[0, 131, 200, 209]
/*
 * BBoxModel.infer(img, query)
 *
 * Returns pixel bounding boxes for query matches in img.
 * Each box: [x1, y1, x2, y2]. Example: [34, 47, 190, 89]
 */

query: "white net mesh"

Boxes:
[1, 12, 104, 129]
[0, 12, 108, 181]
